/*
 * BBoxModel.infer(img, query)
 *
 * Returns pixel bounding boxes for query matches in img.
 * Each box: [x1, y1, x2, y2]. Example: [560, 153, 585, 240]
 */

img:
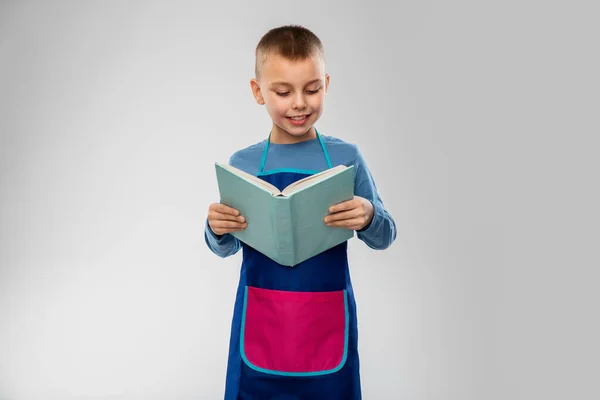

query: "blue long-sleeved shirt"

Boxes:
[205, 134, 396, 257]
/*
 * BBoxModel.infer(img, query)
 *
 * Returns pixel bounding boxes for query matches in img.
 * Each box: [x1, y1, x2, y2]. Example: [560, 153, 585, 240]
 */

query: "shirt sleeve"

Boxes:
[352, 147, 397, 250]
[204, 153, 242, 258]
[204, 219, 241, 258]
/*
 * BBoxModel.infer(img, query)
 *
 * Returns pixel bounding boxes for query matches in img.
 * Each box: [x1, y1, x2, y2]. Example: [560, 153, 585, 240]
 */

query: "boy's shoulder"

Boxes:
[320, 134, 359, 151]
[320, 134, 362, 164]
[229, 139, 266, 162]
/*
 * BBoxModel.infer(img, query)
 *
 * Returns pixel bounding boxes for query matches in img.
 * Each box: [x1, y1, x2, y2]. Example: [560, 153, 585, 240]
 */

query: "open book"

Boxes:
[215, 163, 355, 266]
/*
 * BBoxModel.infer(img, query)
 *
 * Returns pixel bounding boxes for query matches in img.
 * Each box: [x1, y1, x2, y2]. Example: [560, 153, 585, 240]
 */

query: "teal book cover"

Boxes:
[215, 163, 355, 266]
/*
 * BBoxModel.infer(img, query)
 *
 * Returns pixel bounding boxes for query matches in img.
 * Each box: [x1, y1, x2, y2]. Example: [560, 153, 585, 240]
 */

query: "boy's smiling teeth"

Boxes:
[287, 114, 310, 126]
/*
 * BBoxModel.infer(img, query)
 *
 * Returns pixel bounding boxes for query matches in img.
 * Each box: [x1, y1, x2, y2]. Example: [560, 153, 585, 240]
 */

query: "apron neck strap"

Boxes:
[259, 128, 332, 173]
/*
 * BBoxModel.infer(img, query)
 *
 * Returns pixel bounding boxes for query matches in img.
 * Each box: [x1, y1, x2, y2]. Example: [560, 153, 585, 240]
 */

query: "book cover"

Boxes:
[215, 163, 355, 266]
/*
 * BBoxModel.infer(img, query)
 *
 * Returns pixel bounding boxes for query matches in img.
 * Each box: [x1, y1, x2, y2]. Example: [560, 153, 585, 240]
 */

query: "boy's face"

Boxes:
[251, 53, 330, 142]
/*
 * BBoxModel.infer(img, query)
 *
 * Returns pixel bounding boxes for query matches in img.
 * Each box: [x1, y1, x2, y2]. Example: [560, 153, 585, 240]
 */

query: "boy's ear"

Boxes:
[250, 79, 265, 105]
[325, 73, 330, 94]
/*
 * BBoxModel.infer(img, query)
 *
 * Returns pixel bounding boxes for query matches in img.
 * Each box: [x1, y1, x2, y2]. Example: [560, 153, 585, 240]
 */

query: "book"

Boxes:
[214, 162, 355, 266]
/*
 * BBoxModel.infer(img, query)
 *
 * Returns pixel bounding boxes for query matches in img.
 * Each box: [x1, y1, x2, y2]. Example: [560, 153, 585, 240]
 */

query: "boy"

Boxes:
[205, 25, 396, 400]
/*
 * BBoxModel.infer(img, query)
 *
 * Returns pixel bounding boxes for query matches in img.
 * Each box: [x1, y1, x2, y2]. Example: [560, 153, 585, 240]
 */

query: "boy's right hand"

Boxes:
[208, 203, 247, 236]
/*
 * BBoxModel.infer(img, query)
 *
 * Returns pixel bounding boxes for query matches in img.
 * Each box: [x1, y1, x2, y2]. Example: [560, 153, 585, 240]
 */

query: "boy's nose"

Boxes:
[292, 94, 307, 110]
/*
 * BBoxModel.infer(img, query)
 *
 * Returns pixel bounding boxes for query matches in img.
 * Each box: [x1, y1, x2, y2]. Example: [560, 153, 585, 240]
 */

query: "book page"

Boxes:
[281, 165, 348, 196]
[218, 163, 282, 195]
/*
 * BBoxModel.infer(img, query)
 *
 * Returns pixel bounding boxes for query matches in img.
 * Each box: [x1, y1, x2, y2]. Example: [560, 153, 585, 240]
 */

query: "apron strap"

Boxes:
[258, 132, 271, 173]
[317, 129, 333, 169]
[259, 128, 332, 173]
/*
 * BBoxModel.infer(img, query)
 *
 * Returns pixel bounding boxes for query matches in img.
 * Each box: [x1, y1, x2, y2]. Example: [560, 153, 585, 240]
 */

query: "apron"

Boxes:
[223, 130, 361, 400]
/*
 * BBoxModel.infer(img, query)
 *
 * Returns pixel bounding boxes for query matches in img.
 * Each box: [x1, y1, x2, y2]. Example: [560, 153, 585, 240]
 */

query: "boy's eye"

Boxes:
[275, 88, 321, 97]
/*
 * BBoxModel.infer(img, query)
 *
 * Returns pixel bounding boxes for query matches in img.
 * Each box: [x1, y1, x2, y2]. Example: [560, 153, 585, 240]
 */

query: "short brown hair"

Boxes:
[255, 25, 325, 79]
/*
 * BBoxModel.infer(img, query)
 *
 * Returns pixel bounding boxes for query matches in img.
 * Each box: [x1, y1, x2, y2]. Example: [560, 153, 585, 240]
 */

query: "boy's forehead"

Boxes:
[260, 53, 325, 85]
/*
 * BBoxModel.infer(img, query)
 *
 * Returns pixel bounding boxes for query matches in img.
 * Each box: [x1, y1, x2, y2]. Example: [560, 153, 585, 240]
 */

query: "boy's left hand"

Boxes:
[324, 196, 374, 231]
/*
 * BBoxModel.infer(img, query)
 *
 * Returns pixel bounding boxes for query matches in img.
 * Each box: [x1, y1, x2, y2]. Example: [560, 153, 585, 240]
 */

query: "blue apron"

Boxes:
[224, 130, 361, 400]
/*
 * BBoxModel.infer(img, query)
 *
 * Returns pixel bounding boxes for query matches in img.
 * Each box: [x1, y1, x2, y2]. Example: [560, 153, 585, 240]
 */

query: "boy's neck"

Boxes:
[270, 125, 317, 144]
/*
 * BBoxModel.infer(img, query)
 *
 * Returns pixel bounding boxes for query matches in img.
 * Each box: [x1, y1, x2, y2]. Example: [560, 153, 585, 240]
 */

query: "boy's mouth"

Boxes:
[287, 114, 311, 125]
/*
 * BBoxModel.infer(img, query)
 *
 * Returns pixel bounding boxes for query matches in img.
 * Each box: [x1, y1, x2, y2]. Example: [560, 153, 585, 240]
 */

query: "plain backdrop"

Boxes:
[1, 0, 598, 399]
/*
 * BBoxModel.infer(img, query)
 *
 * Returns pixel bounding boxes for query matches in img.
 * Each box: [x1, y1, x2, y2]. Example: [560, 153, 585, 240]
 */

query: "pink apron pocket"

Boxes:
[241, 286, 349, 376]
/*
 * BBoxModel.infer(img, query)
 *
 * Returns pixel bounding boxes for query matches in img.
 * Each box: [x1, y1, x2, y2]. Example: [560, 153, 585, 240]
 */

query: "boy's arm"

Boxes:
[204, 153, 242, 258]
[204, 220, 241, 258]
[352, 148, 397, 249]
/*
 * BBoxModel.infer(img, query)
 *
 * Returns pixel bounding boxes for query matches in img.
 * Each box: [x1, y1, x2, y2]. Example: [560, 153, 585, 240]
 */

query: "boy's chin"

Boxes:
[288, 129, 312, 136]
[282, 124, 315, 136]
[271, 120, 317, 141]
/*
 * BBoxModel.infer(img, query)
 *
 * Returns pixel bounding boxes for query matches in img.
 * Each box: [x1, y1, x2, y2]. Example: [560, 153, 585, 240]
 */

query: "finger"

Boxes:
[211, 203, 241, 216]
[212, 220, 247, 229]
[213, 227, 246, 235]
[209, 210, 246, 223]
[328, 198, 359, 213]
[210, 220, 247, 232]
[324, 208, 362, 224]
[326, 218, 361, 230]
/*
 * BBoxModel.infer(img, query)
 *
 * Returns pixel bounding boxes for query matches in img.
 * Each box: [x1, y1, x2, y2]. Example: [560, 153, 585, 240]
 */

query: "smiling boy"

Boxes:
[205, 25, 396, 400]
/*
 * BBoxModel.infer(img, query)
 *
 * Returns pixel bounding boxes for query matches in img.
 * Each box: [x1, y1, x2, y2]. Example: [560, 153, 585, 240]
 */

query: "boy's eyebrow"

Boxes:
[270, 78, 322, 87]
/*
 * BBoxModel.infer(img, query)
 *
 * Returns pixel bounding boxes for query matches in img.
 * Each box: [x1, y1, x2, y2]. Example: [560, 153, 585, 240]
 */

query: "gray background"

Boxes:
[1, 0, 598, 399]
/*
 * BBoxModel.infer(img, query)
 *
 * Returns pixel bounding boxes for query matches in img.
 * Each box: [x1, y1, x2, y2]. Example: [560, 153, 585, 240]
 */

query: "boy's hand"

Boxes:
[324, 196, 374, 231]
[208, 203, 247, 236]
